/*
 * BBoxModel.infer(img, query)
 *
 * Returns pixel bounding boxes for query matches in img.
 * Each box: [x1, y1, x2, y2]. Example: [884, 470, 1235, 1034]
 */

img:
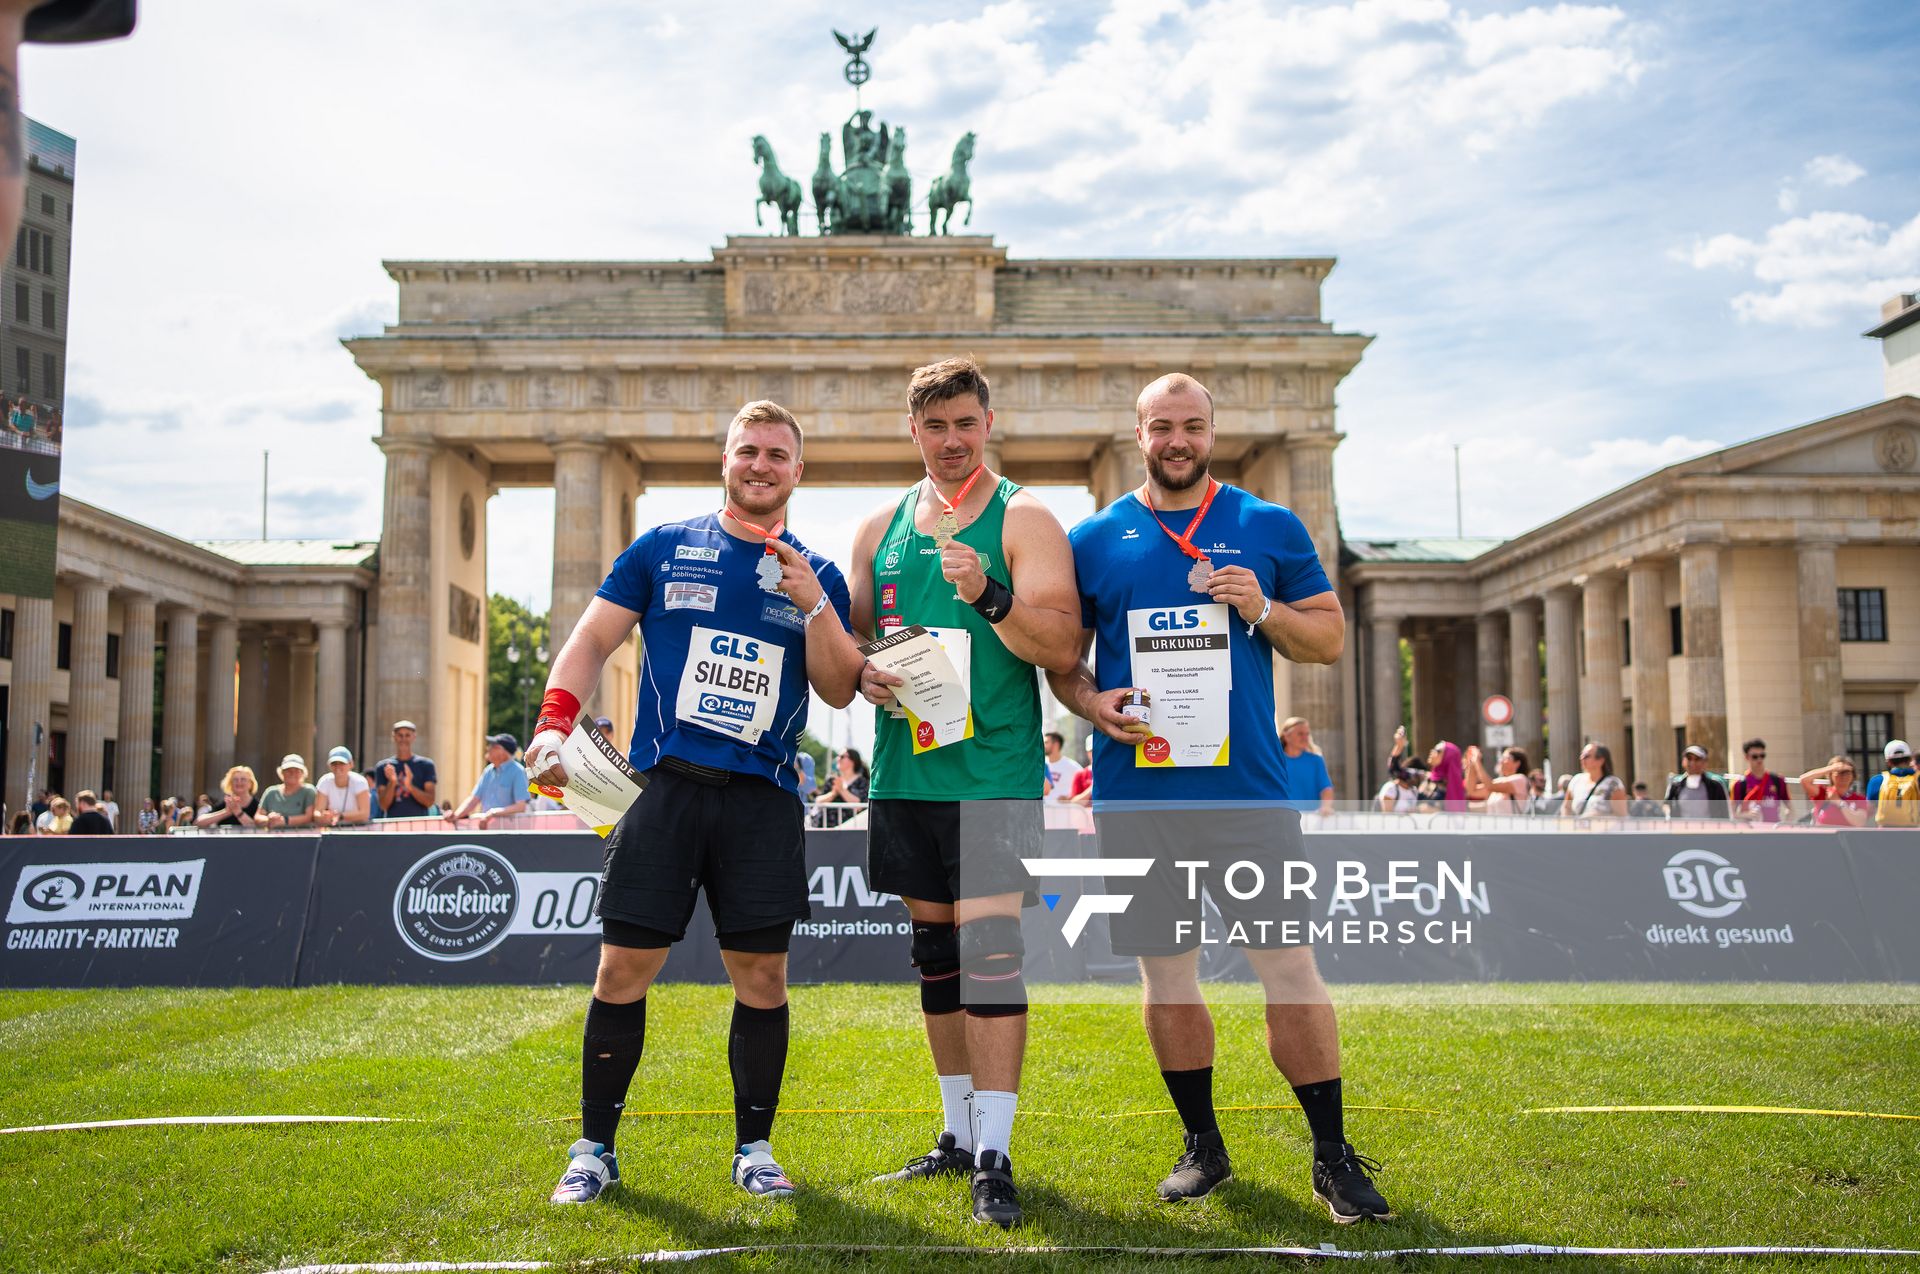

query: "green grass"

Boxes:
[2, 984, 1917, 1273]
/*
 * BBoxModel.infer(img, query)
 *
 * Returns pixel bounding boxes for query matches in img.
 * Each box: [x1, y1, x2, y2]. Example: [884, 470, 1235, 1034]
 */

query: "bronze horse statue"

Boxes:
[884, 127, 912, 235]
[812, 133, 838, 234]
[752, 134, 802, 236]
[928, 132, 975, 235]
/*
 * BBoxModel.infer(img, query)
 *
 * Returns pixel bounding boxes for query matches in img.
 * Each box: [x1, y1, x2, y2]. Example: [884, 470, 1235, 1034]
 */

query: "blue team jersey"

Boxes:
[595, 514, 851, 795]
[1069, 483, 1332, 807]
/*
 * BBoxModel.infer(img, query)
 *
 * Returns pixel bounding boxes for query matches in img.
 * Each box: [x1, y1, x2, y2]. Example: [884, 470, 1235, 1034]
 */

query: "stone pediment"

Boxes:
[1691, 396, 1920, 480]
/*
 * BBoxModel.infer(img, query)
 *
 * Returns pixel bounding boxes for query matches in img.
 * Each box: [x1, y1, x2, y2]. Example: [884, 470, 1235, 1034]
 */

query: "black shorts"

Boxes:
[1099, 805, 1310, 957]
[867, 798, 1041, 905]
[597, 761, 810, 949]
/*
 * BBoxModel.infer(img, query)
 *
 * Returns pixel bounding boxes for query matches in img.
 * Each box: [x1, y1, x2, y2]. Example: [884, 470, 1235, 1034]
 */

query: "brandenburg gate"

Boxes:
[345, 234, 1370, 801]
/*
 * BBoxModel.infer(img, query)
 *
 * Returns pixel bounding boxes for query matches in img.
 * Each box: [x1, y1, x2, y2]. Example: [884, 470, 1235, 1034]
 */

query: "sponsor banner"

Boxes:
[0, 836, 317, 987]
[298, 834, 607, 984]
[1015, 828, 1912, 989]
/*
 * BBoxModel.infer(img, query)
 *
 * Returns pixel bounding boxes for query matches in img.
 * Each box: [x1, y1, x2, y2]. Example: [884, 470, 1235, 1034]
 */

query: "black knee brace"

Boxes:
[910, 920, 962, 1016]
[959, 913, 1028, 1018]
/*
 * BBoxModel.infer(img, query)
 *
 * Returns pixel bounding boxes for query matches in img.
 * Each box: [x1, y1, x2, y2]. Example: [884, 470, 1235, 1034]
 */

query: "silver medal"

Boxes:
[1188, 556, 1212, 594]
[756, 551, 783, 593]
[933, 509, 959, 548]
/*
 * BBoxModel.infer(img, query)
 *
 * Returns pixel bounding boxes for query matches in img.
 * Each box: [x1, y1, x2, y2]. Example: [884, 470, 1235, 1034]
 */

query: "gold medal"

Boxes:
[1188, 556, 1212, 594]
[933, 509, 960, 547]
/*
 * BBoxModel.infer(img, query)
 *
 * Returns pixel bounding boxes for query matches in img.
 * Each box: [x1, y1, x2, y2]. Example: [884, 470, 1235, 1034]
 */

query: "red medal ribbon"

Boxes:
[932, 463, 987, 520]
[1143, 478, 1220, 561]
[721, 506, 784, 553]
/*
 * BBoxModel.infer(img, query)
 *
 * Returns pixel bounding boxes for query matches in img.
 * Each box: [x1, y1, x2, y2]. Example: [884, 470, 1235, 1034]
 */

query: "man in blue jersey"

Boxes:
[526, 400, 866, 1206]
[1049, 374, 1393, 1223]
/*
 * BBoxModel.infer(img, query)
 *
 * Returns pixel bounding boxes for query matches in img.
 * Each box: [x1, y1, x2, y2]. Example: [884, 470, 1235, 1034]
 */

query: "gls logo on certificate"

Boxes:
[676, 625, 785, 745]
[1127, 603, 1232, 767]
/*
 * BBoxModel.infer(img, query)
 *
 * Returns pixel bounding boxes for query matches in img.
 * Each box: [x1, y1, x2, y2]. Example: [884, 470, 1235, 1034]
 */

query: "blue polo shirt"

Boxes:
[595, 514, 851, 795]
[471, 758, 531, 811]
[1069, 483, 1333, 807]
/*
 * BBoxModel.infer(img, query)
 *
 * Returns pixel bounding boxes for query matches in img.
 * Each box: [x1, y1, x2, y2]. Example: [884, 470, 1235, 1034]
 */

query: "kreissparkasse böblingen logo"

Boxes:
[394, 846, 520, 961]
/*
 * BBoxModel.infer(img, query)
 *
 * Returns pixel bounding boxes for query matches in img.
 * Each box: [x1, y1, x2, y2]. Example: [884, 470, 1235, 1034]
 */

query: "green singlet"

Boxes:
[869, 475, 1042, 801]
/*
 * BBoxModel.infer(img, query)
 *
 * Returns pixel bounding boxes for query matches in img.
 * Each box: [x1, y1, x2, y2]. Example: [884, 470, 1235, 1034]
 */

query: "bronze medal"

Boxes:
[1188, 556, 1212, 594]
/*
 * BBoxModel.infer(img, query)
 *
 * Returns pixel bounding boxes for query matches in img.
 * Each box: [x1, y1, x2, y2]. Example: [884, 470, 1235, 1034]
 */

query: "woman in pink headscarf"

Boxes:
[1386, 732, 1468, 812]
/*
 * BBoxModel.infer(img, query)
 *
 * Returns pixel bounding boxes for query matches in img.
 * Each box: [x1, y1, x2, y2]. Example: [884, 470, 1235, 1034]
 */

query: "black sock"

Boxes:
[729, 1000, 790, 1147]
[580, 995, 647, 1152]
[1160, 1066, 1218, 1137]
[1292, 1077, 1344, 1150]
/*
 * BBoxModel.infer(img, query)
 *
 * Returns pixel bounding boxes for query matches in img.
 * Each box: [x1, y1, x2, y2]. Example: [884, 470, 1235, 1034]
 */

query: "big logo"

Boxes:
[1663, 848, 1747, 919]
[393, 846, 521, 961]
[1021, 857, 1155, 946]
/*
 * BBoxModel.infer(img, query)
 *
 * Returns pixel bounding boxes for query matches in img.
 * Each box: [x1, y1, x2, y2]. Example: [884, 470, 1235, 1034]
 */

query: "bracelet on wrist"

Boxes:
[969, 576, 1015, 625]
[803, 593, 832, 625]
[1254, 597, 1273, 625]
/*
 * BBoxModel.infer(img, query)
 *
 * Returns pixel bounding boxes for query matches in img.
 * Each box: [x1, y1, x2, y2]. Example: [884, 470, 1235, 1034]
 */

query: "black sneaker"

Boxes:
[1312, 1139, 1393, 1223]
[971, 1149, 1022, 1228]
[1157, 1128, 1233, 1201]
[873, 1131, 975, 1182]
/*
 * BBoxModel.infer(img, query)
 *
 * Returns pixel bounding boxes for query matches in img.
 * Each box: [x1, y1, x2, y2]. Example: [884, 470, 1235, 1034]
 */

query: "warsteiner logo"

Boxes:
[1021, 857, 1153, 946]
[394, 846, 520, 961]
[1663, 848, 1747, 919]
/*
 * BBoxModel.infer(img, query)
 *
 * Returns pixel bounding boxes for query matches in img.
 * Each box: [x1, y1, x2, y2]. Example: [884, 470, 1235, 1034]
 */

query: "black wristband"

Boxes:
[969, 575, 1015, 625]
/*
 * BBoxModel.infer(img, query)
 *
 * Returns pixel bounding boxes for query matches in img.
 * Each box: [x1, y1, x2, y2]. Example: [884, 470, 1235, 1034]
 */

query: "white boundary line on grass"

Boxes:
[264, 1243, 1920, 1270]
[1, 1115, 406, 1134]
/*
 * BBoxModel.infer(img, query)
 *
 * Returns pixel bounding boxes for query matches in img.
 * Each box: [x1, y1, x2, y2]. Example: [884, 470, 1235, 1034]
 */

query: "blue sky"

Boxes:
[24, 0, 1920, 623]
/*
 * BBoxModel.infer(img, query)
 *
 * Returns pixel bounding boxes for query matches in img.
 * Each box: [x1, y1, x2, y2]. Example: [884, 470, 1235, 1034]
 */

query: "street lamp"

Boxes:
[504, 631, 548, 744]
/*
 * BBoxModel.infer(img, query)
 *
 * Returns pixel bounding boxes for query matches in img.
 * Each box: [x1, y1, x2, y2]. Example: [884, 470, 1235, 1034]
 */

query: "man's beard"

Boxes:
[726, 473, 787, 516]
[1146, 449, 1210, 492]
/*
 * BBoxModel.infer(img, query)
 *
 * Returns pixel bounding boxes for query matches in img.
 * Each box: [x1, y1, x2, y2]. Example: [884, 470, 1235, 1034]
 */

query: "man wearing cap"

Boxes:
[260, 755, 319, 830]
[1868, 740, 1919, 827]
[314, 746, 372, 826]
[453, 734, 531, 829]
[368, 720, 438, 819]
[1663, 745, 1729, 819]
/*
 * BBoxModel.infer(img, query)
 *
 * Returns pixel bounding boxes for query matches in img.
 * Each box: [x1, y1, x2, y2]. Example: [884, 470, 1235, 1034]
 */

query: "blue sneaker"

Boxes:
[731, 1140, 797, 1198]
[550, 1138, 619, 1204]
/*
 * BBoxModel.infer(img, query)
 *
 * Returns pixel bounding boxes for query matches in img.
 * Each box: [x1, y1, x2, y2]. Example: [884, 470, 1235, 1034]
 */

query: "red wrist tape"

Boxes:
[537, 688, 581, 736]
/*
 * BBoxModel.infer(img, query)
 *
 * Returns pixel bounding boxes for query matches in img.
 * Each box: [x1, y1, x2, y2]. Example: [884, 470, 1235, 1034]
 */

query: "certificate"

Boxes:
[1126, 603, 1232, 767]
[535, 721, 646, 837]
[860, 624, 974, 751]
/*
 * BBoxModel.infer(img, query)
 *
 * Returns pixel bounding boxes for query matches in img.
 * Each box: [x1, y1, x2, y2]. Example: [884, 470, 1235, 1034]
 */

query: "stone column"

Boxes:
[288, 638, 318, 767]
[1088, 440, 1141, 510]
[1627, 560, 1673, 789]
[265, 635, 292, 763]
[1451, 623, 1479, 745]
[316, 620, 349, 756]
[1283, 434, 1345, 778]
[1475, 611, 1507, 728]
[1410, 627, 1440, 749]
[1508, 601, 1543, 767]
[375, 437, 435, 741]
[1580, 574, 1625, 756]
[1543, 586, 1582, 775]
[1678, 541, 1728, 767]
[235, 631, 266, 771]
[66, 579, 112, 796]
[551, 438, 610, 657]
[160, 606, 199, 802]
[1370, 614, 1402, 793]
[114, 594, 156, 806]
[4, 596, 54, 817]
[1797, 541, 1844, 770]
[203, 617, 239, 786]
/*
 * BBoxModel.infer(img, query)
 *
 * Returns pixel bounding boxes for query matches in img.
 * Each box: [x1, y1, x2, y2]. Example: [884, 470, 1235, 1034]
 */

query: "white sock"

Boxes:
[937, 1073, 975, 1152]
[737, 1138, 775, 1165]
[972, 1089, 1017, 1159]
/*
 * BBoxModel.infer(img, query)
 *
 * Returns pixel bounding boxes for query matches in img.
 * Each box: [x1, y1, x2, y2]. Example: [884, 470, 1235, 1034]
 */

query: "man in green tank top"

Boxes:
[849, 357, 1082, 1228]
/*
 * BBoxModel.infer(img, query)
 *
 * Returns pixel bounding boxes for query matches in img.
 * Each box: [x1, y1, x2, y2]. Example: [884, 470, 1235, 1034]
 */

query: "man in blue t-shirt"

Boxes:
[366, 720, 437, 819]
[525, 401, 865, 1208]
[1049, 373, 1391, 1223]
[450, 732, 530, 829]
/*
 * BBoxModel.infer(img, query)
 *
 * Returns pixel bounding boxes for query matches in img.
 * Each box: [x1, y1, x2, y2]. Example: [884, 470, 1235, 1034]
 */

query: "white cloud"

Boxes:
[1805, 153, 1866, 188]
[1677, 208, 1920, 327]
